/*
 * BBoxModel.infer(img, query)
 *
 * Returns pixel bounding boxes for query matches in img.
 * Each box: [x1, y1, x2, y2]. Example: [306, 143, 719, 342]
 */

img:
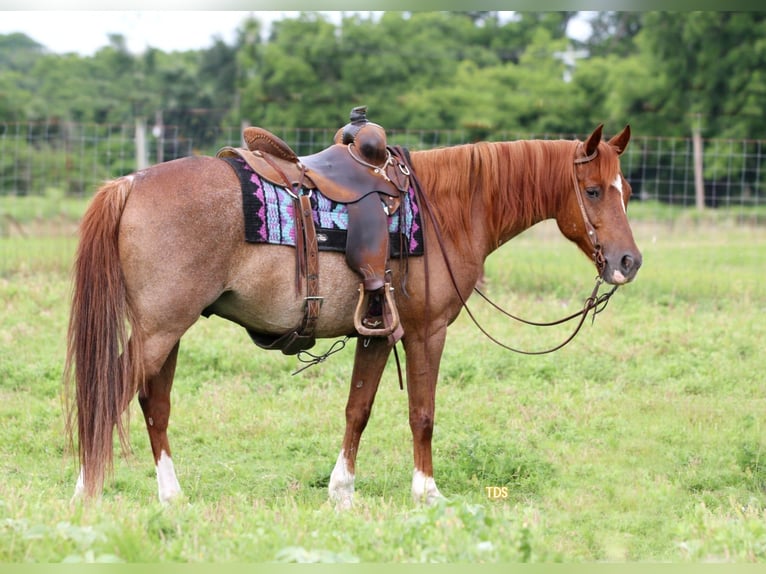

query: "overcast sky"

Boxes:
[0, 11, 592, 56]
[0, 11, 297, 55]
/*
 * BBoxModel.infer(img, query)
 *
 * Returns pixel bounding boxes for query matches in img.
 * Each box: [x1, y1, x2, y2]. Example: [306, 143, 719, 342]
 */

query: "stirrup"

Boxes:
[354, 282, 400, 338]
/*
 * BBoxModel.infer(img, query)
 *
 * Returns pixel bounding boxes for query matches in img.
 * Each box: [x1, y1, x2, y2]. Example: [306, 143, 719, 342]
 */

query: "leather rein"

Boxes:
[401, 143, 619, 356]
[291, 143, 619, 377]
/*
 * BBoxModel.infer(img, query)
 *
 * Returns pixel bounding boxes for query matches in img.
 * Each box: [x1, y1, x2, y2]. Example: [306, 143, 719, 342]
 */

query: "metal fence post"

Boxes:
[135, 117, 148, 171]
[693, 116, 705, 211]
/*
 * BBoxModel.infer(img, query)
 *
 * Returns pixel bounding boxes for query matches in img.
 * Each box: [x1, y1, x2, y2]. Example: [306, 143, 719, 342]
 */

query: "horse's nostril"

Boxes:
[621, 254, 634, 273]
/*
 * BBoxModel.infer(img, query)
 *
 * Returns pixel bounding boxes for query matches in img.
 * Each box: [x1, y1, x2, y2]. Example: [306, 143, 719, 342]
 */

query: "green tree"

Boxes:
[239, 12, 345, 128]
[0, 32, 45, 72]
[634, 12, 766, 198]
[401, 26, 574, 136]
[338, 12, 490, 127]
[569, 48, 665, 136]
[0, 33, 45, 120]
[582, 12, 642, 57]
[639, 12, 766, 140]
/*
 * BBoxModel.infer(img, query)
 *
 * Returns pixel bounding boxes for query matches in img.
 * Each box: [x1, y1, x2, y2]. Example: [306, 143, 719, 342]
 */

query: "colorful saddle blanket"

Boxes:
[223, 156, 424, 257]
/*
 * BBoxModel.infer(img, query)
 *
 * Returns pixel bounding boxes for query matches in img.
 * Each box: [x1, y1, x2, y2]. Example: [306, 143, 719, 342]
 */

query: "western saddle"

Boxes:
[217, 107, 411, 355]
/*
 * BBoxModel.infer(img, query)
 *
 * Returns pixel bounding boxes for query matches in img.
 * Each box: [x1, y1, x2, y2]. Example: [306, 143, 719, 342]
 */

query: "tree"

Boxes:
[0, 33, 45, 72]
[639, 12, 766, 140]
[238, 12, 346, 129]
[582, 12, 642, 57]
[0, 33, 45, 120]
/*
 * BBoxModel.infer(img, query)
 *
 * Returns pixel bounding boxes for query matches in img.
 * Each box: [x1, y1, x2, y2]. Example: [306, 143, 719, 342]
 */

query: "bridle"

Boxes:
[291, 142, 622, 374]
[408, 143, 619, 356]
[572, 143, 607, 275]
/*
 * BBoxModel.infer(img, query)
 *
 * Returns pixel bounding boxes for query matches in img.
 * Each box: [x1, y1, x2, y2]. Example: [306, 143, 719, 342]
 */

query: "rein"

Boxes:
[471, 279, 617, 355]
[291, 141, 619, 376]
[397, 143, 619, 356]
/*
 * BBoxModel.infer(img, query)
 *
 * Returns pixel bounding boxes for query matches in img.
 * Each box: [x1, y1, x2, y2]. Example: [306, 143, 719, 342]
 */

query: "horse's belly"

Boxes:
[211, 246, 361, 337]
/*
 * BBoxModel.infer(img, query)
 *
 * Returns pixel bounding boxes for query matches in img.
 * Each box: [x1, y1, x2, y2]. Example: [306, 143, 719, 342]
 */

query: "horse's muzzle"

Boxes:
[604, 250, 642, 285]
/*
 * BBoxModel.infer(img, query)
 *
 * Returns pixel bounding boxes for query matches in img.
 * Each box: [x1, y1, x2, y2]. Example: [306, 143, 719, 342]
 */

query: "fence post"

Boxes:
[154, 110, 164, 164]
[240, 119, 249, 147]
[692, 117, 705, 211]
[135, 117, 148, 171]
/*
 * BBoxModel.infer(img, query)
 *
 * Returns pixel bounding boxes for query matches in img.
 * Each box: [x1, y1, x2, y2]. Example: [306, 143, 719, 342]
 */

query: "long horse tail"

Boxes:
[64, 176, 144, 498]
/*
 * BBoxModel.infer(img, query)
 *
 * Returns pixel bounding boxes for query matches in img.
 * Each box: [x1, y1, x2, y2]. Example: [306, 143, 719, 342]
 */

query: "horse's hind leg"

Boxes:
[329, 336, 392, 509]
[71, 330, 184, 503]
[138, 341, 182, 504]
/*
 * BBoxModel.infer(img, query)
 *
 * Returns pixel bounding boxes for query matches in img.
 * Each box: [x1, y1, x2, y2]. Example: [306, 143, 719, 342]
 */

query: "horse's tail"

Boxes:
[64, 176, 144, 498]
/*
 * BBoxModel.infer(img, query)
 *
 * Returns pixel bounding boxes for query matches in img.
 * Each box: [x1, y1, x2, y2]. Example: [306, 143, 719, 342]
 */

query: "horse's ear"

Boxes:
[608, 124, 631, 156]
[584, 124, 604, 158]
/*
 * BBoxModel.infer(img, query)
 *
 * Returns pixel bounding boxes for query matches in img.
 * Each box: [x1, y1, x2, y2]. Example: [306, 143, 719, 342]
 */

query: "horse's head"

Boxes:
[556, 124, 642, 285]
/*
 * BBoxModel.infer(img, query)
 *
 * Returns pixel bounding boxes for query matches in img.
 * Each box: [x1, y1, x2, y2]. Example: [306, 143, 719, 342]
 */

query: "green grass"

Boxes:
[0, 191, 89, 238]
[0, 217, 765, 562]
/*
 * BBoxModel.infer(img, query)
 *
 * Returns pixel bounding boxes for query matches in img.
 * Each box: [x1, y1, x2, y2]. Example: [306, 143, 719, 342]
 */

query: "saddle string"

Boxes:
[293, 336, 349, 375]
[394, 144, 618, 356]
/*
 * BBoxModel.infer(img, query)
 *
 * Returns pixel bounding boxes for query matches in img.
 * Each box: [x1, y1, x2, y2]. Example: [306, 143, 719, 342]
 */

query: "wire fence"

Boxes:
[2, 120, 765, 222]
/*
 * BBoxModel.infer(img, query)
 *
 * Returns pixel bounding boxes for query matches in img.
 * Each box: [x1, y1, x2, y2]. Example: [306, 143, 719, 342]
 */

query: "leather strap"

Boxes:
[265, 159, 323, 344]
[571, 144, 605, 273]
[298, 193, 322, 337]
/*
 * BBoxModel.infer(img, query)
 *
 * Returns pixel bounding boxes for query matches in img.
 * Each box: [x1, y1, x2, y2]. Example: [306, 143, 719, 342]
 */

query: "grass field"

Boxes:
[0, 205, 765, 562]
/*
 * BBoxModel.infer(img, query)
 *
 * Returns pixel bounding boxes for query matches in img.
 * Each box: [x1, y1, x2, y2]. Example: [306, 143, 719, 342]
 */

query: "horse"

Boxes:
[65, 124, 642, 507]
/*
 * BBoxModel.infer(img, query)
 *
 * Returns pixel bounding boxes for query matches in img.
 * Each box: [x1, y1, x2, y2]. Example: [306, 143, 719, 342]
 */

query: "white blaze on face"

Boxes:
[612, 174, 626, 214]
[156, 450, 183, 504]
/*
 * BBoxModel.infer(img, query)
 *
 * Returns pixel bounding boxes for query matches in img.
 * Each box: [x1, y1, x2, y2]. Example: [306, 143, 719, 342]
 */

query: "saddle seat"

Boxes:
[236, 125, 407, 211]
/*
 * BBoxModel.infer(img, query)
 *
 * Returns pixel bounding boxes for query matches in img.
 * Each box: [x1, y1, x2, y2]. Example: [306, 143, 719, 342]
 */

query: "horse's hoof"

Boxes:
[158, 490, 186, 507]
[411, 469, 445, 506]
[331, 494, 354, 511]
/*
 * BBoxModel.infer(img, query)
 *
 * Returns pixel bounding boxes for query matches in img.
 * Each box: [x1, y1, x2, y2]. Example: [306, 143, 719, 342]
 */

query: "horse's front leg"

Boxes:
[329, 336, 392, 509]
[403, 326, 447, 505]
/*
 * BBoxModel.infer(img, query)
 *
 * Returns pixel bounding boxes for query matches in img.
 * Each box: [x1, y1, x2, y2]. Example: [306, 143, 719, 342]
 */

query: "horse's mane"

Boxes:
[410, 139, 589, 250]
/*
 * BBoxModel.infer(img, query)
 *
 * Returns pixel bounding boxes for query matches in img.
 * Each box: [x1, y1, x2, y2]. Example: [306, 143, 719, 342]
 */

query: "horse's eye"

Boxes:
[585, 186, 601, 199]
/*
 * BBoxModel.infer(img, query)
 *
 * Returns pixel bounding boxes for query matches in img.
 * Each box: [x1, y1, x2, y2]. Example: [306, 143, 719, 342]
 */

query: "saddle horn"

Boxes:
[334, 106, 388, 166]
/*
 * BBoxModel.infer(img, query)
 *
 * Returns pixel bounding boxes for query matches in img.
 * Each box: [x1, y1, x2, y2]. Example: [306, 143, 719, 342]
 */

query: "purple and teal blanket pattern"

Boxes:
[225, 156, 424, 257]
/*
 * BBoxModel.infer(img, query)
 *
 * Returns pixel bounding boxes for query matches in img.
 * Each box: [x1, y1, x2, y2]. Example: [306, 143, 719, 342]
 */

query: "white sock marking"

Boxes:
[328, 450, 355, 509]
[156, 450, 182, 504]
[412, 469, 444, 505]
[71, 468, 85, 502]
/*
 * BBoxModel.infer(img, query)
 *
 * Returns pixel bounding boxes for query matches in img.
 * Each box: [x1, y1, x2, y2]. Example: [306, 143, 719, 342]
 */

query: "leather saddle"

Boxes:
[217, 107, 410, 353]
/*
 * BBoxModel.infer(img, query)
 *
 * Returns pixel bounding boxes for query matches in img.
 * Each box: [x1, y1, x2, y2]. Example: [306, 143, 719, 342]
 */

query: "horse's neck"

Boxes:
[412, 140, 572, 256]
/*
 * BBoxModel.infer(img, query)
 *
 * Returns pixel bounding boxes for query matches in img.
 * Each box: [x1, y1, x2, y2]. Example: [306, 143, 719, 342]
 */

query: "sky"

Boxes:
[0, 11, 593, 56]
[0, 11, 294, 55]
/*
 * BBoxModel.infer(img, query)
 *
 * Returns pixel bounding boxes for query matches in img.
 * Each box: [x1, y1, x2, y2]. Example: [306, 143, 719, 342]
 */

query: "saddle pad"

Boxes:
[222, 156, 424, 257]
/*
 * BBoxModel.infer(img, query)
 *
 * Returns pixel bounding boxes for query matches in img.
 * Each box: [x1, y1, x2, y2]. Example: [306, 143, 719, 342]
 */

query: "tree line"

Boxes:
[1, 11, 765, 205]
[2, 12, 764, 141]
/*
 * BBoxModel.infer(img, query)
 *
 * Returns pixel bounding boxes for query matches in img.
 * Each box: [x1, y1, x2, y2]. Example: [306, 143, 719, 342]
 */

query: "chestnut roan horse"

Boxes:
[65, 124, 641, 507]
